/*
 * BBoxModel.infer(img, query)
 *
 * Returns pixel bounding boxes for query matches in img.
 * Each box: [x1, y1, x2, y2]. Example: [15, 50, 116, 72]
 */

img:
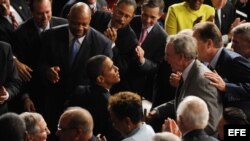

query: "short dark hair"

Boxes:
[193, 22, 222, 48]
[28, 0, 52, 12]
[223, 107, 249, 125]
[0, 112, 26, 141]
[108, 91, 143, 124]
[142, 0, 164, 13]
[116, 0, 137, 11]
[86, 55, 108, 82]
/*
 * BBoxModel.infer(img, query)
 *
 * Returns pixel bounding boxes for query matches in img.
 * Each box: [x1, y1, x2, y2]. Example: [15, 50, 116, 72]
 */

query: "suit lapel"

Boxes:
[177, 60, 198, 105]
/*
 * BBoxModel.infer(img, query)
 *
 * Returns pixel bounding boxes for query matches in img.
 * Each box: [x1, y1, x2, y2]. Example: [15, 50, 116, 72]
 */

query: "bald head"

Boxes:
[56, 107, 94, 141]
[62, 107, 93, 132]
[68, 2, 91, 38]
[68, 2, 91, 19]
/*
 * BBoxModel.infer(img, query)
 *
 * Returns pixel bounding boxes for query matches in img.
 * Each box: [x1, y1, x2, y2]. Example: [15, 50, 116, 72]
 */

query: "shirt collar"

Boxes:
[210, 47, 223, 69]
[68, 29, 85, 45]
[182, 60, 195, 82]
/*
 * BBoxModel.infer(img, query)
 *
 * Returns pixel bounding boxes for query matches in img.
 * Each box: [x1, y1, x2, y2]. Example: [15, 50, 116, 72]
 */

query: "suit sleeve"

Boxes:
[4, 43, 21, 99]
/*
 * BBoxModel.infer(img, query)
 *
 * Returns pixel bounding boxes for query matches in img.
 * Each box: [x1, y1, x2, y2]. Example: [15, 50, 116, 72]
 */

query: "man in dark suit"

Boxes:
[207, 0, 240, 46]
[38, 2, 112, 140]
[60, 0, 108, 18]
[10, 0, 68, 114]
[129, 0, 167, 101]
[0, 0, 31, 43]
[193, 21, 250, 121]
[148, 34, 222, 136]
[0, 41, 21, 115]
[69, 55, 122, 141]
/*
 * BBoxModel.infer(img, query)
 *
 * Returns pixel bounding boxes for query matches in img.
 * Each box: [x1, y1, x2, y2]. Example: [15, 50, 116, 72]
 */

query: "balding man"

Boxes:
[56, 107, 94, 141]
[38, 2, 112, 140]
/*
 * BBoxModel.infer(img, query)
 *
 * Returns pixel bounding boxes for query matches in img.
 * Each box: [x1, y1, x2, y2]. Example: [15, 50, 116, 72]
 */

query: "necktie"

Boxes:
[9, 12, 18, 29]
[139, 28, 148, 44]
[69, 38, 79, 66]
[175, 76, 184, 110]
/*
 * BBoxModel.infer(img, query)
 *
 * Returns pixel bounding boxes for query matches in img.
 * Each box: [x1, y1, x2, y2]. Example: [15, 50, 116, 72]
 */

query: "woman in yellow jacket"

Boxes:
[165, 0, 215, 35]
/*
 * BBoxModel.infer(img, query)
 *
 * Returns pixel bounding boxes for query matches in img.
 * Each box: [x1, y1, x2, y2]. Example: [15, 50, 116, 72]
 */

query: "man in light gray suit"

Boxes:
[147, 34, 223, 136]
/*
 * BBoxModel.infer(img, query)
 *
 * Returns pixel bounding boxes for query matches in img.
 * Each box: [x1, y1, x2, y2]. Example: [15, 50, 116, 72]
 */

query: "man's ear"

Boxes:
[96, 75, 104, 83]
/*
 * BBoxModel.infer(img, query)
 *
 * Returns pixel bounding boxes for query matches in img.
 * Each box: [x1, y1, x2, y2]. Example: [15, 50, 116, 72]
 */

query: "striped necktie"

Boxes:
[9, 12, 18, 29]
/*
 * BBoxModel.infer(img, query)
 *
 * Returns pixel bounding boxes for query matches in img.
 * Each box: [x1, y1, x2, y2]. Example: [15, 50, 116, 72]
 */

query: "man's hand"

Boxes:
[169, 72, 182, 87]
[135, 45, 145, 64]
[204, 70, 226, 92]
[47, 66, 60, 83]
[162, 118, 182, 137]
[104, 27, 117, 42]
[0, 86, 9, 104]
[14, 59, 33, 82]
[23, 97, 36, 112]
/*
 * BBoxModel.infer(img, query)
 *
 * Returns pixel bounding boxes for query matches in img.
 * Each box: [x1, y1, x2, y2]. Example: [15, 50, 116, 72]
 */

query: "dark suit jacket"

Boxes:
[155, 60, 222, 135]
[39, 24, 112, 99]
[39, 24, 113, 102]
[0, 41, 21, 115]
[38, 25, 112, 137]
[90, 11, 139, 95]
[0, 0, 31, 43]
[13, 17, 68, 70]
[183, 129, 219, 141]
[69, 85, 122, 141]
[9, 17, 67, 113]
[10, 0, 31, 21]
[129, 15, 167, 100]
[0, 16, 14, 43]
[214, 48, 250, 117]
[215, 1, 236, 35]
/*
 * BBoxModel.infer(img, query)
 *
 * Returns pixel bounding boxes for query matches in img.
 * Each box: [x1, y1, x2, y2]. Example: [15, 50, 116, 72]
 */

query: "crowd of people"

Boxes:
[1, 0, 250, 141]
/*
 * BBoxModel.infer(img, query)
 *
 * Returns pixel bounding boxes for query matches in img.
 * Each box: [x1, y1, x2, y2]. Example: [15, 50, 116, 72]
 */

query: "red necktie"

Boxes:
[139, 28, 148, 44]
[10, 12, 18, 29]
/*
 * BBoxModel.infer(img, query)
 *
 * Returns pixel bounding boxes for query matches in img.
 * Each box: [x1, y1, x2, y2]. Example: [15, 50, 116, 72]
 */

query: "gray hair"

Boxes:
[167, 34, 198, 60]
[232, 23, 250, 43]
[19, 112, 44, 134]
[177, 96, 209, 129]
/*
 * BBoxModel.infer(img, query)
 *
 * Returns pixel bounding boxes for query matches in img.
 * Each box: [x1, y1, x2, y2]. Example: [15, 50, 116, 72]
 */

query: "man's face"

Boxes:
[0, 0, 10, 16]
[141, 6, 160, 28]
[32, 0, 52, 29]
[111, 3, 134, 29]
[68, 9, 91, 38]
[231, 33, 250, 58]
[99, 57, 120, 86]
[165, 43, 183, 72]
[29, 119, 50, 141]
[193, 31, 209, 62]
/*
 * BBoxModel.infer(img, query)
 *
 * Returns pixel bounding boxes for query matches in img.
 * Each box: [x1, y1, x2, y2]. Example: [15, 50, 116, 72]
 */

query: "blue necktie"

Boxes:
[69, 38, 78, 66]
